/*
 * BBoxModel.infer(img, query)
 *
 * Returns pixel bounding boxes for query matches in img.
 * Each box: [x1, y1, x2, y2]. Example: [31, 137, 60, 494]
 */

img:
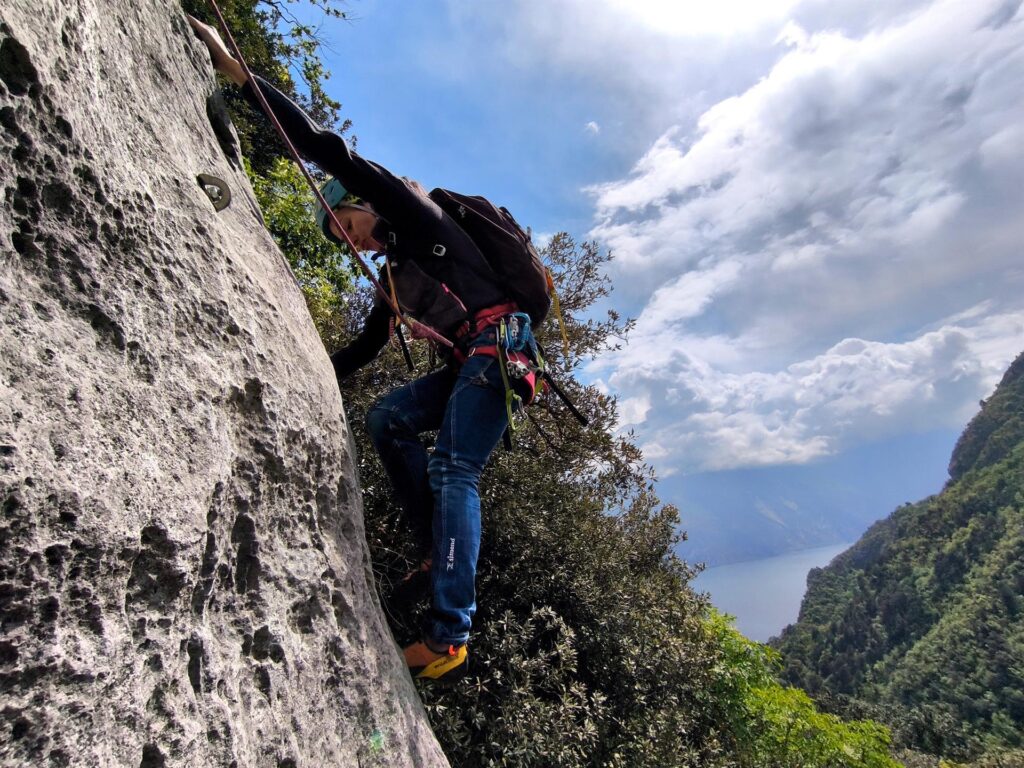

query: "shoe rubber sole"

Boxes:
[409, 644, 469, 685]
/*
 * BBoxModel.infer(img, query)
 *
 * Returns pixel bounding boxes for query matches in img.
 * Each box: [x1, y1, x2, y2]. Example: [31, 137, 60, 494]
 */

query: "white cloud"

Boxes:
[643, 260, 744, 325]
[581, 0, 1024, 474]
[618, 393, 652, 429]
[602, 0, 803, 37]
[604, 311, 1024, 474]
[979, 124, 1024, 169]
[531, 231, 556, 250]
[444, 0, 807, 156]
[591, 0, 1024, 280]
[584, 121, 601, 135]
[435, 0, 1023, 477]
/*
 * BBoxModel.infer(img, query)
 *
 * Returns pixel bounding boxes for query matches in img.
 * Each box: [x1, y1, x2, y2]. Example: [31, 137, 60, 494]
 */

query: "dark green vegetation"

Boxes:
[774, 351, 1024, 765]
[200, 3, 902, 765]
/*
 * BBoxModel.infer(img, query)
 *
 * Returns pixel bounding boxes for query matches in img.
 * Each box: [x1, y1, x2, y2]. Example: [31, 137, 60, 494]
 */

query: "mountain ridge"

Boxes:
[773, 349, 1024, 759]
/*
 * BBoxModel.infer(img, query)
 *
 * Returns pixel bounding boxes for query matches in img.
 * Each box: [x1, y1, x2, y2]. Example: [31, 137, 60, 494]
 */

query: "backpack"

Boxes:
[428, 188, 552, 325]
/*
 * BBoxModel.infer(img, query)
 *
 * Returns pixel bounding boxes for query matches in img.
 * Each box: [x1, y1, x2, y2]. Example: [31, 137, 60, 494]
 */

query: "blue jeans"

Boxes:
[365, 353, 509, 646]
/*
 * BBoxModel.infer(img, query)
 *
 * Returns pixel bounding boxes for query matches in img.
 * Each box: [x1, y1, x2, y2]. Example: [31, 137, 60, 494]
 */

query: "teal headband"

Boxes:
[315, 177, 363, 244]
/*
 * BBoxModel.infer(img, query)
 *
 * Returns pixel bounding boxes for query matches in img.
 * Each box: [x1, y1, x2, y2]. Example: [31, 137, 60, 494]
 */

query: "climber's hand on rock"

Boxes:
[187, 15, 247, 87]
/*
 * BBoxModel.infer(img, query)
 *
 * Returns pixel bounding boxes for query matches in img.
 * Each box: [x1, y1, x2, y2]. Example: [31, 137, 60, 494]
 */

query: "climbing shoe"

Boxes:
[403, 639, 469, 684]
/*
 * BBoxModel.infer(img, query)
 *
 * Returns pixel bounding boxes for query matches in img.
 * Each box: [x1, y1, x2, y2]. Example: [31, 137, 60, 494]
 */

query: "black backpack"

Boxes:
[429, 188, 551, 325]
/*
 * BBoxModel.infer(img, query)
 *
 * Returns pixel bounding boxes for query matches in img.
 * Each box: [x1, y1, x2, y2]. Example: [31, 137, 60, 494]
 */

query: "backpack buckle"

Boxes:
[432, 244, 447, 257]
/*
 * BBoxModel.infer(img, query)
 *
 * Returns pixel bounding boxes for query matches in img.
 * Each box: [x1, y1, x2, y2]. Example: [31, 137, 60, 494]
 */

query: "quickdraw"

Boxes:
[493, 314, 545, 434]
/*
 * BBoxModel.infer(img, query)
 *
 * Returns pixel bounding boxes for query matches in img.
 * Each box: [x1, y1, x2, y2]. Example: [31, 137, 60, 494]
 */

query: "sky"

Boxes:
[289, 0, 1024, 564]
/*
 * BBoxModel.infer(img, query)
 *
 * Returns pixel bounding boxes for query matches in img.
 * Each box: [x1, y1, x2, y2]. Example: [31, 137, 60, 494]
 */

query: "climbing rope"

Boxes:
[201, 0, 453, 349]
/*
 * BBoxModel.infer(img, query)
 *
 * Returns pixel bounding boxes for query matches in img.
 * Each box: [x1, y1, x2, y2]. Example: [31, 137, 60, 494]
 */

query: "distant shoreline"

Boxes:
[693, 540, 853, 572]
[693, 542, 854, 642]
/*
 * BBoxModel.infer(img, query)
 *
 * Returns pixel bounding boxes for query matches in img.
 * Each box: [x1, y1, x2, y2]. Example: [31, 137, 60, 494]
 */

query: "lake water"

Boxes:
[692, 542, 853, 642]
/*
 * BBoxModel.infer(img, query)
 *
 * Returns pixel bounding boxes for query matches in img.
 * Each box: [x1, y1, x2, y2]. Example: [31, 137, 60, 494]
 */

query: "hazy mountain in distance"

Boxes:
[670, 429, 957, 567]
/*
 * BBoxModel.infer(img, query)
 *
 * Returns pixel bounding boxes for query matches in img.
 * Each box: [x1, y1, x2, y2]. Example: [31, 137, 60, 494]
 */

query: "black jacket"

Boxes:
[242, 76, 507, 380]
[329, 256, 473, 380]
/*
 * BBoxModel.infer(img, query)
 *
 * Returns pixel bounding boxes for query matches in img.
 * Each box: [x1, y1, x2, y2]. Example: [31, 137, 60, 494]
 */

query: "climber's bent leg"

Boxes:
[366, 366, 455, 548]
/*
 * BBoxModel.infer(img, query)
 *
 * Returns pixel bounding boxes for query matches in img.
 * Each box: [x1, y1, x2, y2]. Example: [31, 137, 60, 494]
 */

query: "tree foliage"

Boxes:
[182, 0, 350, 173]
[245, 155, 356, 333]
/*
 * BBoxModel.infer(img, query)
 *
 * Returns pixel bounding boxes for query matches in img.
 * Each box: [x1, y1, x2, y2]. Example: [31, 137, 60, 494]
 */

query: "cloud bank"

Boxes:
[584, 0, 1024, 473]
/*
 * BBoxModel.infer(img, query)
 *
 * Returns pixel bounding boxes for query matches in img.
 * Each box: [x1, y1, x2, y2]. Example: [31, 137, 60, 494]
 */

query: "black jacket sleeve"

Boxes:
[240, 73, 508, 316]
[240, 75, 431, 233]
[330, 300, 391, 382]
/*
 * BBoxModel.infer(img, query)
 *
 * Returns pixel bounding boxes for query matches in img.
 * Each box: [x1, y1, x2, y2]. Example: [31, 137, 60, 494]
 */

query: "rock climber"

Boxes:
[189, 15, 539, 683]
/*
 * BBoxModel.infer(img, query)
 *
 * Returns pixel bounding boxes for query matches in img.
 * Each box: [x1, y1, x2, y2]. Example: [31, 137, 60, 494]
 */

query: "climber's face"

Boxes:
[329, 205, 382, 253]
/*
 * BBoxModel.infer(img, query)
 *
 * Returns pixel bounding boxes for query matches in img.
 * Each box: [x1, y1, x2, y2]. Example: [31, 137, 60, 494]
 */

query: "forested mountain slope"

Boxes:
[773, 350, 1024, 759]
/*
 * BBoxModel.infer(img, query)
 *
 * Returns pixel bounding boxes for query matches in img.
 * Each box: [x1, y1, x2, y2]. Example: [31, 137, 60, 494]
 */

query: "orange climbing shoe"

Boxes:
[403, 639, 469, 683]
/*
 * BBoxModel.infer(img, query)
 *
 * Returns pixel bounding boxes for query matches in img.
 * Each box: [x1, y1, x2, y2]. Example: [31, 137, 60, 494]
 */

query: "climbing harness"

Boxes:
[495, 312, 541, 430]
[200, 0, 453, 349]
[197, 173, 230, 211]
[456, 308, 546, 437]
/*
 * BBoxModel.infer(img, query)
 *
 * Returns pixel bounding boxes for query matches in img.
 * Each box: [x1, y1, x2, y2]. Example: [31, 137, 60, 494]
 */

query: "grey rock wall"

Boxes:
[0, 2, 447, 766]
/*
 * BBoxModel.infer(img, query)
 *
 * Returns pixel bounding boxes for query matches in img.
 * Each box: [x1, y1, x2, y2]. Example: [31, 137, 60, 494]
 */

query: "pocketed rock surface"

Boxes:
[0, 2, 447, 766]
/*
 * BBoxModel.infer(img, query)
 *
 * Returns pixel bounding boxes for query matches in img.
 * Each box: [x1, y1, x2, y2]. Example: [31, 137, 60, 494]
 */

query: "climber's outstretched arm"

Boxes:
[186, 14, 429, 232]
[187, 16, 247, 86]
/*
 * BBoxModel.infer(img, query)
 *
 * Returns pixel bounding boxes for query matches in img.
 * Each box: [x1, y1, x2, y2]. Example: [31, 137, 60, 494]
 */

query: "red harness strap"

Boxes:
[466, 302, 520, 336]
[452, 302, 517, 360]
[452, 302, 539, 405]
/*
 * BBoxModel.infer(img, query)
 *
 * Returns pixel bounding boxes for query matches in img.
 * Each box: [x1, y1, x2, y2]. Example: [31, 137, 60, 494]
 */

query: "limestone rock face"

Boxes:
[0, 2, 447, 766]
